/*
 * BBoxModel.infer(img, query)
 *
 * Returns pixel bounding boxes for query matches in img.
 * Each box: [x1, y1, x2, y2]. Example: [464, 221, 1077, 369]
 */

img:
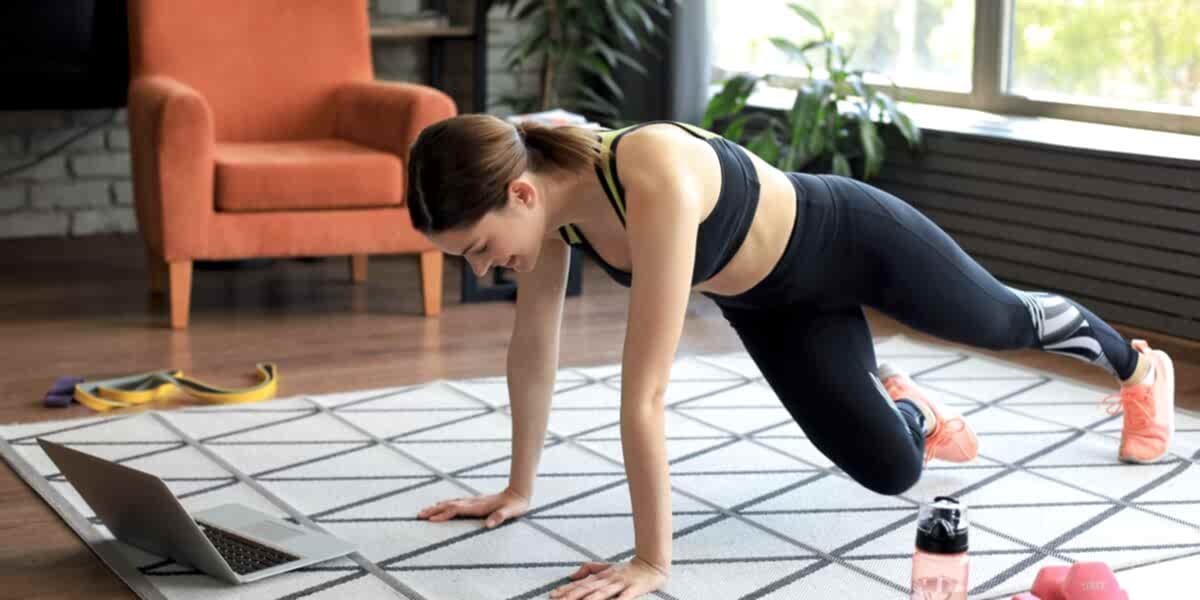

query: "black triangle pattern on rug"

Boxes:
[2, 336, 1198, 600]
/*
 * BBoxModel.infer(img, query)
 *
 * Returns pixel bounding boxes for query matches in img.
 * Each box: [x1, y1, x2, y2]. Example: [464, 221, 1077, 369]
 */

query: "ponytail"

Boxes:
[513, 120, 605, 173]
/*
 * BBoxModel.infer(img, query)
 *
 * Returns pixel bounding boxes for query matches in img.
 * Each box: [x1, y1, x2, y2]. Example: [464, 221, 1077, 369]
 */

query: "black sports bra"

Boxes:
[557, 120, 761, 287]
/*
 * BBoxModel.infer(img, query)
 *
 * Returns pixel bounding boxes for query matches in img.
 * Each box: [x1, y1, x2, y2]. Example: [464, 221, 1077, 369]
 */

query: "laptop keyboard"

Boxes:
[200, 524, 300, 574]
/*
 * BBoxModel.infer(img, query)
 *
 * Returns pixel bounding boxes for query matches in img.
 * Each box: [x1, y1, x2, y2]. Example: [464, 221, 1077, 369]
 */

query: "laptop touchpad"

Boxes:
[243, 520, 305, 542]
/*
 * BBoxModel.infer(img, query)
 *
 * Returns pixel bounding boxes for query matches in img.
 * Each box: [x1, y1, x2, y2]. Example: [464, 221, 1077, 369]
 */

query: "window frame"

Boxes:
[712, 0, 1200, 136]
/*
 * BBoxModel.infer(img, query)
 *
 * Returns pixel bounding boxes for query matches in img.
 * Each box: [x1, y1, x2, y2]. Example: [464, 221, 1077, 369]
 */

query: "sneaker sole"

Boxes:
[1118, 349, 1175, 464]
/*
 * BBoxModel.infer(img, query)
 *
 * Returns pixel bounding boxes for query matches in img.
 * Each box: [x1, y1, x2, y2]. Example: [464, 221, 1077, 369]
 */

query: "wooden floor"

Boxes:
[1, 234, 1196, 600]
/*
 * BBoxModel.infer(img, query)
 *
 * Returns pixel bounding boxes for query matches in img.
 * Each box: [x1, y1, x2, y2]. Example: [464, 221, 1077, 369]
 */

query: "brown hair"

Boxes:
[405, 114, 604, 233]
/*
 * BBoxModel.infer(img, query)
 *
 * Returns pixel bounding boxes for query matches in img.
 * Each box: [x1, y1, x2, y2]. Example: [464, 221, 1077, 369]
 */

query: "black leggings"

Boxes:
[702, 173, 1137, 495]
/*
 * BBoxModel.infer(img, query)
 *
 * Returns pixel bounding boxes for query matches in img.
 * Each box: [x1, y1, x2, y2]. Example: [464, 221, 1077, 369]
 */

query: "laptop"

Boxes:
[38, 438, 356, 584]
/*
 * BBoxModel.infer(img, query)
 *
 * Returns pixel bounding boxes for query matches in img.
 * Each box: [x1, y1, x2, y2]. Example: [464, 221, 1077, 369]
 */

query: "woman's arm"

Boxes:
[617, 132, 704, 574]
[506, 238, 572, 499]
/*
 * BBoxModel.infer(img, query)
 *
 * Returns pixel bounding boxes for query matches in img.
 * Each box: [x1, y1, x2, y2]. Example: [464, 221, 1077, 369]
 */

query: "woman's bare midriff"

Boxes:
[692, 140, 797, 297]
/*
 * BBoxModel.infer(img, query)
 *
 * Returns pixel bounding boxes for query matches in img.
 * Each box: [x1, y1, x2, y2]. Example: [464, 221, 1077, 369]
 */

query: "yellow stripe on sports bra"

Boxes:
[596, 129, 627, 223]
[580, 120, 721, 233]
[560, 223, 581, 245]
[670, 121, 720, 140]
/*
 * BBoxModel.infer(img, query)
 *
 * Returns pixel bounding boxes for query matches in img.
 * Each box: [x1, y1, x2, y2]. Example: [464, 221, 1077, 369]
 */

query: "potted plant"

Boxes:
[492, 0, 676, 126]
[703, 3, 922, 180]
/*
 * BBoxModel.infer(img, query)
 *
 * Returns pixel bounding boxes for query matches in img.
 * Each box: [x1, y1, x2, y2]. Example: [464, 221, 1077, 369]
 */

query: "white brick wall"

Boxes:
[72, 207, 137, 237]
[0, 185, 26, 212]
[0, 212, 70, 239]
[0, 1, 528, 239]
[31, 181, 111, 210]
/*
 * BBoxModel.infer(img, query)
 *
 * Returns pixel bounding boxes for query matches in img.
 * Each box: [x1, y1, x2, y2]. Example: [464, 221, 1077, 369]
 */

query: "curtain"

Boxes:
[668, 0, 713, 124]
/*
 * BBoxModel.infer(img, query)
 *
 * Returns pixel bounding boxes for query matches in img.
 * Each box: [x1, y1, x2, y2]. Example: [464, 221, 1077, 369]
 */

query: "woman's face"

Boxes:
[430, 178, 546, 278]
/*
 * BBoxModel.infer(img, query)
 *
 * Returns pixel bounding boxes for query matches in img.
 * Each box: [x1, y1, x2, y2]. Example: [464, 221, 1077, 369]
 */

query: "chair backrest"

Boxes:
[127, 0, 373, 141]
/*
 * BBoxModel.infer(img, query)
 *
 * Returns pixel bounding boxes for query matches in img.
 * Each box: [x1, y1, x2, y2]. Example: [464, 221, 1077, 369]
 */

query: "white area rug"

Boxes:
[2, 335, 1198, 600]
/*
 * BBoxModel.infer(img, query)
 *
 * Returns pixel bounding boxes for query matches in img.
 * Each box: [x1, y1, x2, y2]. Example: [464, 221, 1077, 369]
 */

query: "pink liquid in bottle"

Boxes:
[910, 496, 969, 600]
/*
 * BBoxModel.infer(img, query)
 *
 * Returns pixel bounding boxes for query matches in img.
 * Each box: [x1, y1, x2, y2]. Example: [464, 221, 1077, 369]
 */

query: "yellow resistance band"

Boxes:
[73, 363, 279, 412]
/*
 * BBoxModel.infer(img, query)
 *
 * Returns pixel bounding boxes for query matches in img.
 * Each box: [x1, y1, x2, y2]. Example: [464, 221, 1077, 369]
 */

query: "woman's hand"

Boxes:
[416, 487, 530, 528]
[549, 556, 669, 600]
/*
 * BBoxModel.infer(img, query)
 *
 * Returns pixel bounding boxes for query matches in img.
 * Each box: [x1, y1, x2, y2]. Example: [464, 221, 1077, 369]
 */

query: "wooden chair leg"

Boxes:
[149, 255, 167, 295]
[419, 250, 443, 317]
[350, 254, 368, 283]
[168, 260, 192, 330]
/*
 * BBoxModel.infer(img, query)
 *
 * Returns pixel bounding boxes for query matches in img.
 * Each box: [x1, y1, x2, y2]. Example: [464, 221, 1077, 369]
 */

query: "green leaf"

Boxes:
[786, 89, 815, 170]
[515, 1, 543, 20]
[576, 98, 620, 118]
[746, 129, 781, 166]
[590, 39, 617, 65]
[897, 112, 922, 146]
[832, 44, 848, 70]
[612, 12, 641, 51]
[593, 70, 624, 100]
[702, 74, 760, 129]
[720, 114, 752, 142]
[774, 38, 832, 65]
[575, 87, 621, 118]
[578, 54, 612, 77]
[630, 4, 655, 34]
[856, 113, 881, 179]
[785, 3, 827, 39]
[511, 20, 550, 62]
[648, 1, 671, 18]
[702, 82, 741, 128]
[806, 101, 828, 158]
[793, 80, 831, 163]
[578, 84, 610, 106]
[495, 0, 519, 19]
[611, 49, 648, 75]
[849, 79, 873, 107]
[768, 37, 803, 60]
[874, 91, 897, 119]
[832, 152, 852, 177]
[874, 92, 921, 148]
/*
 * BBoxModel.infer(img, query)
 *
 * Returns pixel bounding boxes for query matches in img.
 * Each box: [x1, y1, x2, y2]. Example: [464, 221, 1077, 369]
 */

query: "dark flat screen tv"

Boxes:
[0, 1, 129, 110]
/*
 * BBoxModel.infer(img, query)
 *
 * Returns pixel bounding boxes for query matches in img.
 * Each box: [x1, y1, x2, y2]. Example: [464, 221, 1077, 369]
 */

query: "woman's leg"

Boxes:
[822, 175, 1173, 463]
[826, 176, 1145, 385]
[717, 302, 927, 496]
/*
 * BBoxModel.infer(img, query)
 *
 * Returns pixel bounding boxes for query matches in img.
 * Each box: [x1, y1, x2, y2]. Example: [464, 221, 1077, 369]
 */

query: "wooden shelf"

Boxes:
[370, 24, 474, 40]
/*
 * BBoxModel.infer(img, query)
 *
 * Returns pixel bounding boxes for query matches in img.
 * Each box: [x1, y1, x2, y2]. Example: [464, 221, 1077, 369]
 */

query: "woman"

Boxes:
[409, 114, 1175, 600]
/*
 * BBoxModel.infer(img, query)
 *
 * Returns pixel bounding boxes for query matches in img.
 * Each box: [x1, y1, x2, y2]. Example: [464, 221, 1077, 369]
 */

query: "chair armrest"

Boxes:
[127, 75, 215, 260]
[333, 80, 457, 165]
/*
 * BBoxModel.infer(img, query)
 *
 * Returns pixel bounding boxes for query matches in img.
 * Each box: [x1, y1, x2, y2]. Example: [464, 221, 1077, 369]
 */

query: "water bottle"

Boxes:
[911, 495, 969, 600]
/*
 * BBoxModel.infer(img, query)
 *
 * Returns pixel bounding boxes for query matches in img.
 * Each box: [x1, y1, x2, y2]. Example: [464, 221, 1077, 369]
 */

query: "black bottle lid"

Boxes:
[916, 496, 969, 554]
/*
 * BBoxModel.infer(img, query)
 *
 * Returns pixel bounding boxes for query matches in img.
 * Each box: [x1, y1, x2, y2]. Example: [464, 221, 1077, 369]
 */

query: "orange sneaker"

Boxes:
[1102, 339, 1174, 464]
[879, 363, 979, 465]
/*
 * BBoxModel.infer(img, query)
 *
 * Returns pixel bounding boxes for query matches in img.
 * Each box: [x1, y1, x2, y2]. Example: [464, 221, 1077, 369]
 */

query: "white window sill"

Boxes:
[735, 84, 1200, 165]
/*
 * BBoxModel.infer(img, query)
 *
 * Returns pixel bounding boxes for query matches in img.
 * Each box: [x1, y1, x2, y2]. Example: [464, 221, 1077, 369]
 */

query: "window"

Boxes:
[710, 0, 1200, 134]
[1011, 0, 1200, 113]
[712, 0, 975, 92]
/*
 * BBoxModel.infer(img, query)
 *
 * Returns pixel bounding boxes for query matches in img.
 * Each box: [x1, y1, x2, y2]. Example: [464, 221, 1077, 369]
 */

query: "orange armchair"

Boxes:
[126, 0, 454, 329]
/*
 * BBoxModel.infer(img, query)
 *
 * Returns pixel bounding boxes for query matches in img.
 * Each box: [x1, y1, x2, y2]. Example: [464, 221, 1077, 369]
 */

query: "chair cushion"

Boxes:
[214, 139, 403, 212]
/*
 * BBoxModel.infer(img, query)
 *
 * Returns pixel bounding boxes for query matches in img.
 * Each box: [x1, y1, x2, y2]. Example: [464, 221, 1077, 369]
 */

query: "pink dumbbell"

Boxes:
[1012, 562, 1127, 600]
[1032, 565, 1070, 600]
[1061, 562, 1127, 600]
